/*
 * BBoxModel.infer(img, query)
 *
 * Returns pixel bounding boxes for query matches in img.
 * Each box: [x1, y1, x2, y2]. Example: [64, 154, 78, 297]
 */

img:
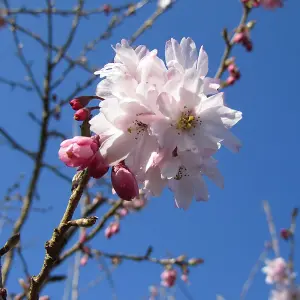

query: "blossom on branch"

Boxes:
[262, 257, 289, 285]
[88, 37, 242, 208]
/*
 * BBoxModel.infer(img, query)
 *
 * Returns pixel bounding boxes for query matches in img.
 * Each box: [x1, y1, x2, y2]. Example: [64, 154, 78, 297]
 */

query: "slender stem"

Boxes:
[215, 4, 250, 79]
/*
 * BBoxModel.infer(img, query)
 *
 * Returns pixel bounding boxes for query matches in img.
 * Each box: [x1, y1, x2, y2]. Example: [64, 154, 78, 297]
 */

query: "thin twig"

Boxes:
[263, 200, 280, 257]
[29, 169, 90, 299]
[3, 5, 132, 17]
[214, 4, 251, 79]
[240, 246, 269, 300]
[0, 76, 33, 91]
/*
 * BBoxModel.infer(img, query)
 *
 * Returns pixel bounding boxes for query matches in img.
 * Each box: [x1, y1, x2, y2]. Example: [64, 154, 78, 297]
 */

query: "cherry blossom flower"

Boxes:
[270, 287, 300, 300]
[89, 37, 242, 208]
[262, 257, 289, 285]
[149, 91, 242, 154]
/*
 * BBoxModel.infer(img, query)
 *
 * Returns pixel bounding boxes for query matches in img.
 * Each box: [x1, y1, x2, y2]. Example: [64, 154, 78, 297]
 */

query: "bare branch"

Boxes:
[0, 76, 33, 91]
[214, 4, 251, 79]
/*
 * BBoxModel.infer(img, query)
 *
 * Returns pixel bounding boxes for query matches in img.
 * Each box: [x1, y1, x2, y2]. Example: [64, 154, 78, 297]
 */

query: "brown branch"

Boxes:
[3, 4, 132, 17]
[28, 169, 90, 299]
[8, 19, 43, 99]
[263, 200, 280, 257]
[4, 18, 94, 74]
[0, 76, 33, 91]
[59, 199, 123, 262]
[0, 127, 71, 183]
[1, 0, 52, 284]
[51, 0, 84, 68]
[51, 0, 153, 91]
[214, 4, 251, 79]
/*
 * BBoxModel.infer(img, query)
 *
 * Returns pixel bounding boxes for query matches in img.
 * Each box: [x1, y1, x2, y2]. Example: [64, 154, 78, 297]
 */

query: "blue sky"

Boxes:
[0, 0, 300, 299]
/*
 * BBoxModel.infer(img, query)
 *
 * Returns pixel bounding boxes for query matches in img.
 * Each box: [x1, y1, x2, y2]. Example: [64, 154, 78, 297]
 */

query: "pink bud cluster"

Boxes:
[233, 26, 253, 52]
[225, 59, 241, 86]
[161, 269, 177, 287]
[105, 221, 120, 239]
[242, 0, 283, 9]
[69, 96, 102, 121]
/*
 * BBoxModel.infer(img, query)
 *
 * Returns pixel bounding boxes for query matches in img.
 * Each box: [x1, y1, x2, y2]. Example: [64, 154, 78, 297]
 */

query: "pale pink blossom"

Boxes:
[58, 136, 100, 169]
[270, 287, 300, 300]
[262, 257, 289, 284]
[148, 90, 241, 156]
[164, 38, 220, 96]
[94, 40, 151, 99]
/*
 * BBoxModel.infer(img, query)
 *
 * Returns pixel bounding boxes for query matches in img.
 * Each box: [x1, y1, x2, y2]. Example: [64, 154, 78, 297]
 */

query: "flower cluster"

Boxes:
[262, 257, 299, 300]
[89, 38, 242, 208]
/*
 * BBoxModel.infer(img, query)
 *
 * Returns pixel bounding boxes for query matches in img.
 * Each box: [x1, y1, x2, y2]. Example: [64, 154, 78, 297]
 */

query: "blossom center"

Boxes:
[127, 120, 148, 139]
[174, 166, 189, 180]
[176, 111, 201, 131]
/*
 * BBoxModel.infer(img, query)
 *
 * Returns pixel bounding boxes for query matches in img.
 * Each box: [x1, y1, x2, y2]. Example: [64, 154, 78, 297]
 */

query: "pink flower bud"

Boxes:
[74, 108, 90, 121]
[226, 76, 236, 86]
[58, 136, 100, 169]
[233, 32, 245, 44]
[260, 0, 283, 9]
[280, 228, 291, 241]
[227, 64, 235, 74]
[111, 163, 139, 200]
[88, 152, 109, 179]
[161, 269, 177, 287]
[118, 208, 129, 217]
[80, 254, 89, 266]
[0, 17, 6, 28]
[105, 222, 120, 239]
[79, 229, 87, 243]
[243, 40, 253, 52]
[69, 96, 93, 110]
[181, 273, 189, 283]
[103, 4, 112, 14]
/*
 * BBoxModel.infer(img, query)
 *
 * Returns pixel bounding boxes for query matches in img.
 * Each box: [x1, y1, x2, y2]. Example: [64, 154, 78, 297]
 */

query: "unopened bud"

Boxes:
[188, 258, 204, 266]
[111, 162, 139, 201]
[103, 4, 112, 14]
[67, 216, 98, 228]
[70, 96, 92, 110]
[74, 108, 90, 121]
[247, 20, 256, 30]
[280, 228, 292, 241]
[0, 17, 6, 29]
[0, 288, 7, 300]
[88, 152, 109, 179]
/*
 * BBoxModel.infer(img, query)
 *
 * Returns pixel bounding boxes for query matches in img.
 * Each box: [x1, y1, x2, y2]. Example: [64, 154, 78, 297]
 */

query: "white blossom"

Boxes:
[90, 38, 242, 208]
